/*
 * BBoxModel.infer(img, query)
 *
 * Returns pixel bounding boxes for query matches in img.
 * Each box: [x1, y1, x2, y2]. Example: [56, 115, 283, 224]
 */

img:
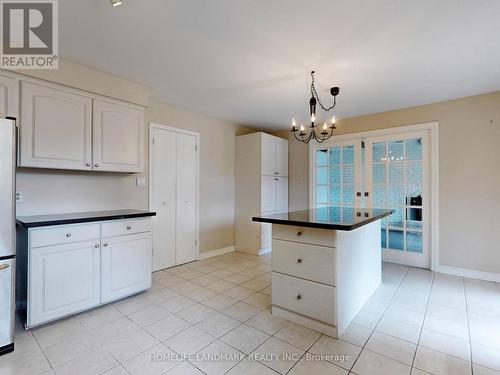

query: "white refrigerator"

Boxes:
[0, 118, 16, 355]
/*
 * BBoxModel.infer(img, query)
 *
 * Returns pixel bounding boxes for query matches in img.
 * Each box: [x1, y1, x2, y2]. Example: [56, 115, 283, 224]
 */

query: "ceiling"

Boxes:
[60, 0, 500, 129]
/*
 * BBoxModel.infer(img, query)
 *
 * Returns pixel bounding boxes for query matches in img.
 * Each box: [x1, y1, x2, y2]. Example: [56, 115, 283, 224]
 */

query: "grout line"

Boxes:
[410, 270, 435, 369]
[463, 278, 474, 375]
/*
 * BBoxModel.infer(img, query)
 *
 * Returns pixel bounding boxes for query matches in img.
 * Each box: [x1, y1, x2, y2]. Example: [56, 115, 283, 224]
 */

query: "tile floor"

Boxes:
[1, 251, 500, 375]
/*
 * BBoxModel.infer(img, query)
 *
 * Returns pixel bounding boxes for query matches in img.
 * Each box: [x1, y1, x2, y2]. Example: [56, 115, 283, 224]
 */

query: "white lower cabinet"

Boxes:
[26, 218, 152, 327]
[101, 232, 152, 303]
[29, 240, 101, 326]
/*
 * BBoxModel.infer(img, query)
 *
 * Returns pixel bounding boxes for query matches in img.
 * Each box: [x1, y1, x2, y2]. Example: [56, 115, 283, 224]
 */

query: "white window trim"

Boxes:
[308, 122, 440, 271]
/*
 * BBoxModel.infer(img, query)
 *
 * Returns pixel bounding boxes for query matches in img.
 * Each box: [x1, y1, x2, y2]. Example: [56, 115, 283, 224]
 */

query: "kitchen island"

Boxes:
[253, 207, 392, 337]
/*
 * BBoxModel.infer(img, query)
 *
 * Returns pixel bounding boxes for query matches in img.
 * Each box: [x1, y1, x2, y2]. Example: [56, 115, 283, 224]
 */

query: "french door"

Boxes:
[312, 129, 432, 268]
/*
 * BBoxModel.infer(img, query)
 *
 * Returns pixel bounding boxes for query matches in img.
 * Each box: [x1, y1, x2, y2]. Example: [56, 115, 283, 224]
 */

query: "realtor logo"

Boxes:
[1, 0, 58, 69]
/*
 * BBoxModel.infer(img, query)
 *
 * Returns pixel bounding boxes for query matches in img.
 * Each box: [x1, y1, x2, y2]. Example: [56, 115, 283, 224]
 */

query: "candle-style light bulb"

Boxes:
[331, 115, 336, 125]
[292, 117, 296, 128]
[300, 124, 305, 132]
[323, 122, 327, 130]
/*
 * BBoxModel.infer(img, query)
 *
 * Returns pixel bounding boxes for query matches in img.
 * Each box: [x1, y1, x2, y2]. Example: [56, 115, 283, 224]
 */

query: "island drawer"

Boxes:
[30, 223, 100, 248]
[272, 272, 336, 325]
[272, 239, 336, 286]
[101, 218, 152, 238]
[272, 224, 336, 248]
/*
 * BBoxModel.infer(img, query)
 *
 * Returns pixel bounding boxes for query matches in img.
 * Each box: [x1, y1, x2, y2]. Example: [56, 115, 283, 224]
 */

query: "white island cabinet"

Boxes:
[253, 207, 392, 337]
[16, 210, 155, 328]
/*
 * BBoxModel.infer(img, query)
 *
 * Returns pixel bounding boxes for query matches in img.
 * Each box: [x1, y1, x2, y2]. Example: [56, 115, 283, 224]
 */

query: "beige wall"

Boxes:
[282, 92, 500, 274]
[13, 62, 255, 254]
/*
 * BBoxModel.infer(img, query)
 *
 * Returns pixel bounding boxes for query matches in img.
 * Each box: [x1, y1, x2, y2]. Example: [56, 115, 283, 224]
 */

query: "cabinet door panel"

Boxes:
[29, 240, 100, 326]
[275, 177, 288, 212]
[276, 139, 288, 177]
[19, 82, 92, 170]
[261, 176, 276, 213]
[93, 100, 144, 172]
[261, 135, 276, 176]
[0, 75, 18, 118]
[101, 232, 152, 303]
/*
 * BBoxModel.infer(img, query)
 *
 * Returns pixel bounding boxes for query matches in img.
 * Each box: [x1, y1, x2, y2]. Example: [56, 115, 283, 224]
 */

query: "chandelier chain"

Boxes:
[310, 71, 337, 112]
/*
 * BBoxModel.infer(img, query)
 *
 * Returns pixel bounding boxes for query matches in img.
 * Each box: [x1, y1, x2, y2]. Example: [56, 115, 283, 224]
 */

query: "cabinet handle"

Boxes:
[296, 294, 302, 300]
[94, 244, 100, 248]
[103, 243, 108, 247]
[66, 233, 72, 237]
[94, 164, 99, 168]
[85, 163, 91, 167]
[297, 231, 303, 237]
[297, 258, 303, 264]
[126, 226, 132, 230]
[0, 264, 10, 270]
[274, 172, 278, 175]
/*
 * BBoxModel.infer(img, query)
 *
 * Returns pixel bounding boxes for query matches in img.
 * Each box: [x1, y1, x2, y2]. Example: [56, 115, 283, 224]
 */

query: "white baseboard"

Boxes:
[198, 246, 235, 260]
[436, 265, 500, 283]
[258, 247, 272, 255]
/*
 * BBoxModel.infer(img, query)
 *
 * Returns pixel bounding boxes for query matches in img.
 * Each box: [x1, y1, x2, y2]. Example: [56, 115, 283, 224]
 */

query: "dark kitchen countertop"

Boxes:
[16, 209, 156, 228]
[253, 207, 393, 231]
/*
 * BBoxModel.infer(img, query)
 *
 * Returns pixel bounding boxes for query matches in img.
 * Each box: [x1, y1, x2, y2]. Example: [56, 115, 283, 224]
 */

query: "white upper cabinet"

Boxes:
[93, 99, 144, 173]
[0, 75, 19, 119]
[261, 135, 276, 176]
[19, 81, 93, 170]
[261, 134, 288, 177]
[276, 138, 288, 177]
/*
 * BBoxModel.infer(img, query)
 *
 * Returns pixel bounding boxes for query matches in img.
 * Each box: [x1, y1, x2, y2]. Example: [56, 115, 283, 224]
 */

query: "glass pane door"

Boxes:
[365, 133, 429, 267]
[314, 142, 361, 210]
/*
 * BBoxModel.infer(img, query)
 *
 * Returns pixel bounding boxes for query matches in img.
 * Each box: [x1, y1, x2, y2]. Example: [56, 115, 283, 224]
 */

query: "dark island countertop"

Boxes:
[16, 209, 156, 228]
[253, 207, 393, 231]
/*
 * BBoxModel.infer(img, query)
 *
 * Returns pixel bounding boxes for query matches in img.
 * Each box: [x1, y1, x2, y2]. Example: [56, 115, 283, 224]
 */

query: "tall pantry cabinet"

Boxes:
[236, 132, 288, 255]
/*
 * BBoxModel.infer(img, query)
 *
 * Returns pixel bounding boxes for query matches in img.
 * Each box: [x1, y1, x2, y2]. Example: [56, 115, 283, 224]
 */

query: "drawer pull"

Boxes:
[103, 243, 108, 247]
[296, 294, 302, 300]
[126, 226, 132, 230]
[297, 231, 303, 237]
[66, 233, 72, 238]
[94, 244, 100, 248]
[297, 258, 303, 264]
[0, 264, 10, 270]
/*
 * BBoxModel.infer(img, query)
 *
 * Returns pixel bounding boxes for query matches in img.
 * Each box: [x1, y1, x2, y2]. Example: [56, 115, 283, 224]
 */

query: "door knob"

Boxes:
[94, 244, 100, 248]
[126, 226, 132, 230]
[296, 294, 302, 300]
[85, 163, 91, 167]
[297, 258, 303, 264]
[66, 233, 72, 237]
[103, 243, 108, 247]
[297, 231, 303, 237]
[94, 164, 99, 168]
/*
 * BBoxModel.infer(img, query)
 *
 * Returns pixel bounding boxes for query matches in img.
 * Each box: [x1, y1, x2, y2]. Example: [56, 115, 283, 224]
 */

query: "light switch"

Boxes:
[136, 177, 146, 187]
[16, 191, 24, 203]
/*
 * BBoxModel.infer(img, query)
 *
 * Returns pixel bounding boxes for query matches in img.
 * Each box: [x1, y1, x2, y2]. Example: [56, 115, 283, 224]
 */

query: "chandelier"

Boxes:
[291, 71, 340, 144]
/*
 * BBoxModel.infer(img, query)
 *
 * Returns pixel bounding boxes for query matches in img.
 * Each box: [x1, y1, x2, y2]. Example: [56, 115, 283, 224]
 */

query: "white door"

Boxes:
[29, 240, 100, 326]
[19, 81, 92, 170]
[275, 177, 289, 211]
[175, 133, 198, 265]
[93, 99, 144, 172]
[313, 140, 362, 209]
[276, 139, 288, 177]
[101, 233, 152, 303]
[150, 125, 199, 270]
[151, 128, 177, 270]
[365, 132, 430, 267]
[0, 75, 18, 118]
[261, 176, 277, 213]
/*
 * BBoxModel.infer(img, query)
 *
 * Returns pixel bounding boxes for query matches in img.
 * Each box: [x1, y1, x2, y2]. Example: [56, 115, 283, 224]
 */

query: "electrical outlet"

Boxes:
[16, 191, 24, 203]
[136, 177, 146, 187]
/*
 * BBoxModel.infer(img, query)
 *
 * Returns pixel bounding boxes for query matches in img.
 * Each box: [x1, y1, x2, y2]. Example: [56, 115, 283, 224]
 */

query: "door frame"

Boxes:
[148, 122, 200, 265]
[309, 122, 439, 270]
